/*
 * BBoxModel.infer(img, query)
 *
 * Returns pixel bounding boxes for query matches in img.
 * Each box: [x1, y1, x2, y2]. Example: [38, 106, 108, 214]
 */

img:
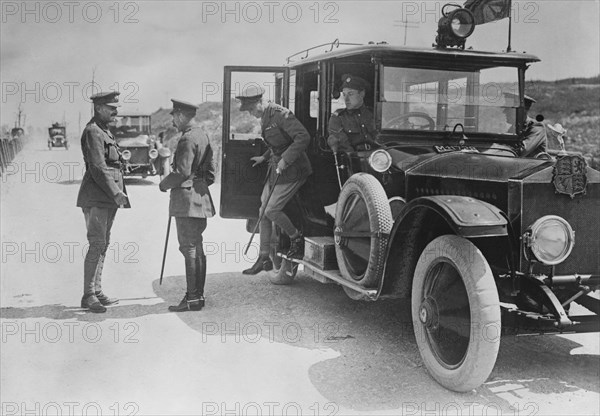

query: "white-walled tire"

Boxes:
[411, 235, 500, 392]
[334, 173, 392, 288]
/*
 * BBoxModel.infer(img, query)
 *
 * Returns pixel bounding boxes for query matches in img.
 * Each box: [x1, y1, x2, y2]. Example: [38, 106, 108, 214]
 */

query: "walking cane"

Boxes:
[244, 172, 280, 256]
[159, 215, 172, 285]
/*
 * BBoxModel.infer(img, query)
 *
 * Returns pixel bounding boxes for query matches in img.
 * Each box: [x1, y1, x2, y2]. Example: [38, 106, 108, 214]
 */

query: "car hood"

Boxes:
[399, 151, 551, 183]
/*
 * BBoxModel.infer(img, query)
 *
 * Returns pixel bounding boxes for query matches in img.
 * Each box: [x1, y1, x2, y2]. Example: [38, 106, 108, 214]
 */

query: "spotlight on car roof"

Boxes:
[435, 5, 475, 49]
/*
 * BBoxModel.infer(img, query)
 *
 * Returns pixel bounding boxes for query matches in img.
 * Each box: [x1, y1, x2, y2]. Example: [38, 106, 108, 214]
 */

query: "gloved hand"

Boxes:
[250, 156, 265, 167]
[276, 158, 288, 175]
[114, 191, 129, 205]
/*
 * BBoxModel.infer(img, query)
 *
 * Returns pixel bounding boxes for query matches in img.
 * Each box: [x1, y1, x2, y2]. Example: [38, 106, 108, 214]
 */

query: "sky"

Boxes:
[1, 0, 599, 132]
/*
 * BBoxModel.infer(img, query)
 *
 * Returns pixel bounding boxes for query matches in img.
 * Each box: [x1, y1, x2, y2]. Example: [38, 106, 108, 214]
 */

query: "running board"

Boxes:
[279, 253, 378, 300]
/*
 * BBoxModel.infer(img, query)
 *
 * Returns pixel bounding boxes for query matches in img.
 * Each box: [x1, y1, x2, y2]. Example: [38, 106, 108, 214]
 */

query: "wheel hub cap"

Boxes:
[419, 297, 439, 329]
[334, 226, 342, 246]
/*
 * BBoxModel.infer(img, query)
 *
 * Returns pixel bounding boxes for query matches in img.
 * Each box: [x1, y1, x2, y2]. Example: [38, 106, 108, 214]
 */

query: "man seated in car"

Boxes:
[327, 74, 376, 152]
[327, 74, 409, 170]
[502, 93, 548, 158]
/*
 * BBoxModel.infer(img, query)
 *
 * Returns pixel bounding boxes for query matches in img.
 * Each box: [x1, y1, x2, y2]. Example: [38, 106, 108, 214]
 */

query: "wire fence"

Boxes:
[0, 135, 26, 176]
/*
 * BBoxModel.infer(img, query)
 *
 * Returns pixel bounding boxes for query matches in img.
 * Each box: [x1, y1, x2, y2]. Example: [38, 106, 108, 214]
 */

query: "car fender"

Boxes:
[377, 196, 508, 298]
[398, 195, 508, 238]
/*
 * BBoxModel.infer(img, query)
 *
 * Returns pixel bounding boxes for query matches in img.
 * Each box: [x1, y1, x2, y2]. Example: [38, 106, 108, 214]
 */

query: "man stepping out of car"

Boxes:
[237, 85, 312, 275]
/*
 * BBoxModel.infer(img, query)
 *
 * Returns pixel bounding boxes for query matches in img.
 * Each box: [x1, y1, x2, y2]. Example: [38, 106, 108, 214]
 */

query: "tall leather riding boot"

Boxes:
[83, 255, 98, 296]
[93, 254, 119, 306]
[168, 254, 202, 312]
[195, 253, 206, 297]
[94, 254, 105, 294]
[82, 252, 106, 312]
[184, 255, 199, 299]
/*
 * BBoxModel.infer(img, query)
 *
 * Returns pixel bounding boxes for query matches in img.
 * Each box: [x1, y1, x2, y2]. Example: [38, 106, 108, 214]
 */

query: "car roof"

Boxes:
[287, 44, 540, 69]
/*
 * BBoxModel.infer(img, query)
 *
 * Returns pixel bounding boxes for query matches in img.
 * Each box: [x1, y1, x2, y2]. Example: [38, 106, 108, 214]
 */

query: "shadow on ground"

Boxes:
[1, 296, 168, 322]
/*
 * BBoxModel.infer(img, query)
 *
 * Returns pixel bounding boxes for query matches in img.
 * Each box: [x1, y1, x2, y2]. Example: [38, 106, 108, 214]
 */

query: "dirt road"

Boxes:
[1, 139, 598, 415]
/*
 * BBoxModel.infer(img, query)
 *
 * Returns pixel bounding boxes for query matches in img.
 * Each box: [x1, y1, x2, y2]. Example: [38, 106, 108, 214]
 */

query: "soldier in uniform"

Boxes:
[236, 85, 312, 275]
[519, 95, 548, 157]
[76, 91, 130, 313]
[327, 74, 376, 152]
[159, 99, 215, 312]
[503, 93, 548, 157]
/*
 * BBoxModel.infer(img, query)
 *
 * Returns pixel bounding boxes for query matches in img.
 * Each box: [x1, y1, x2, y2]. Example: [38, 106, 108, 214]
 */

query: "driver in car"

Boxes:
[327, 74, 376, 152]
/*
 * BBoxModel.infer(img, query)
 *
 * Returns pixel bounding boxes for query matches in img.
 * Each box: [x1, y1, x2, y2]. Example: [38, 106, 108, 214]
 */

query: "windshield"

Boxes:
[114, 116, 151, 138]
[380, 66, 520, 135]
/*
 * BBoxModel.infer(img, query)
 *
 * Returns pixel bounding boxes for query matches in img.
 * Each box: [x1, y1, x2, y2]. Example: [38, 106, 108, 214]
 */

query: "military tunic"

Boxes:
[519, 116, 548, 157]
[260, 102, 312, 184]
[160, 124, 215, 218]
[76, 117, 130, 208]
[327, 105, 376, 152]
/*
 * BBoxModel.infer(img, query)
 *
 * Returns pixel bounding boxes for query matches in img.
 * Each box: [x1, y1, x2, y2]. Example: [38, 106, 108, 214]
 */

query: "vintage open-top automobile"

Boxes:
[219, 5, 599, 392]
[111, 113, 171, 178]
[48, 122, 68, 150]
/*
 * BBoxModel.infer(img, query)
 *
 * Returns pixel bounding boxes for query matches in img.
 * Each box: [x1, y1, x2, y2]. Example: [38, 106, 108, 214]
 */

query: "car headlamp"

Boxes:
[524, 215, 575, 265]
[122, 150, 132, 161]
[149, 148, 159, 159]
[368, 149, 392, 173]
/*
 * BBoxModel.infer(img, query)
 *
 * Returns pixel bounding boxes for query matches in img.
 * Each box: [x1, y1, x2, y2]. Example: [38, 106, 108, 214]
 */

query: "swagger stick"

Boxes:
[159, 215, 172, 285]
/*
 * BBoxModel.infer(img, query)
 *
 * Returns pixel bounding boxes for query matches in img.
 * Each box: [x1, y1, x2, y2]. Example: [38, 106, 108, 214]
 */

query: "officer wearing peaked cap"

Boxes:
[503, 92, 547, 157]
[160, 99, 215, 312]
[521, 94, 547, 157]
[236, 85, 312, 274]
[76, 91, 129, 313]
[327, 74, 377, 152]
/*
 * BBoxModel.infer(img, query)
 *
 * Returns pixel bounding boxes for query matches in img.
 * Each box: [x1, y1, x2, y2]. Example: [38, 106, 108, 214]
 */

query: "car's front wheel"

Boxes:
[334, 173, 392, 288]
[411, 235, 500, 392]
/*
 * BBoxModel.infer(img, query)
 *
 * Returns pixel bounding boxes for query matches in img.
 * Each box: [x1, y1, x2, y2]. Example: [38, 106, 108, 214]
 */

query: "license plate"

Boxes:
[434, 145, 479, 153]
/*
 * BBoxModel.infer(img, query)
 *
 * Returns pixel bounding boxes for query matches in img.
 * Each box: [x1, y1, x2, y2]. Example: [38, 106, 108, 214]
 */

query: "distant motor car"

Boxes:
[11, 127, 24, 139]
[111, 113, 171, 178]
[48, 123, 68, 150]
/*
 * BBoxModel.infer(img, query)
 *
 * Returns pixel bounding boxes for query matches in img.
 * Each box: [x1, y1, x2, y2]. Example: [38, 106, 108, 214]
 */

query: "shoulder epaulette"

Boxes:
[269, 103, 293, 118]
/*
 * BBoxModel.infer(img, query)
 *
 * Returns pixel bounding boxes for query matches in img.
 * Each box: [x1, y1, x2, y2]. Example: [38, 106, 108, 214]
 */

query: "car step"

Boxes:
[279, 253, 378, 300]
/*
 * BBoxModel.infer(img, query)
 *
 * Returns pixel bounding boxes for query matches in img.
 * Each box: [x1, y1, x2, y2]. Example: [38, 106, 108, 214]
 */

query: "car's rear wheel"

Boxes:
[411, 235, 500, 392]
[334, 173, 392, 288]
[267, 225, 297, 285]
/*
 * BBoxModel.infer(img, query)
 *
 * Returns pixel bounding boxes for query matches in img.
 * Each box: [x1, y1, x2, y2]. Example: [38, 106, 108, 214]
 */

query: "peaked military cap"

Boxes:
[236, 86, 265, 111]
[340, 74, 370, 91]
[170, 99, 199, 114]
[91, 91, 121, 107]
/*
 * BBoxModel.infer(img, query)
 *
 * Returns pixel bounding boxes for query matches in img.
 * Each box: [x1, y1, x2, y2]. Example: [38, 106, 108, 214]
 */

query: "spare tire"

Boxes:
[334, 173, 393, 287]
